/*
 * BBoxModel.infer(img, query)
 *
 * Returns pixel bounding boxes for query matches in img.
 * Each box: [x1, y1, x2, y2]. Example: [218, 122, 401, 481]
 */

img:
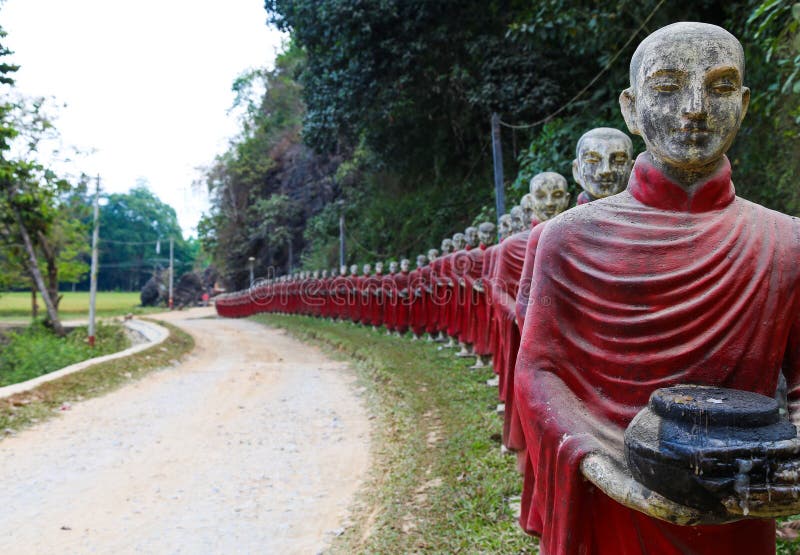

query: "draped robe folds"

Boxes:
[515, 154, 800, 554]
[447, 251, 466, 339]
[393, 270, 410, 333]
[420, 265, 437, 335]
[491, 226, 534, 451]
[363, 274, 382, 326]
[460, 245, 490, 354]
[483, 242, 503, 373]
[381, 273, 398, 331]
[408, 268, 428, 335]
[433, 255, 454, 334]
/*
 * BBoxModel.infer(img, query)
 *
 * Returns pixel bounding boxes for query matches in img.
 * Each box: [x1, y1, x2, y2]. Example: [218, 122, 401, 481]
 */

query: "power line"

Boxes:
[498, 0, 666, 130]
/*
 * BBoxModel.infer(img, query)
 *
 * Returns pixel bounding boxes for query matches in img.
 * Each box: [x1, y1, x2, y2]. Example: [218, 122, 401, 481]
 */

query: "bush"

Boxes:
[0, 321, 130, 387]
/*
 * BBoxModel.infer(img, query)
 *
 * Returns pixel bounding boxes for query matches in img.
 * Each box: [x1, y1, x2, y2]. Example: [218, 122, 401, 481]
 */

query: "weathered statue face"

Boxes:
[427, 248, 439, 262]
[530, 172, 570, 221]
[520, 193, 535, 225]
[452, 233, 466, 250]
[363, 263, 372, 275]
[620, 22, 749, 181]
[321, 270, 328, 278]
[509, 206, 526, 233]
[441, 239, 453, 254]
[572, 130, 633, 199]
[400, 258, 410, 272]
[350, 264, 358, 275]
[313, 270, 320, 279]
[416, 254, 427, 268]
[464, 226, 479, 247]
[375, 261, 384, 274]
[389, 261, 398, 273]
[478, 222, 496, 245]
[498, 214, 513, 239]
[340, 265, 347, 276]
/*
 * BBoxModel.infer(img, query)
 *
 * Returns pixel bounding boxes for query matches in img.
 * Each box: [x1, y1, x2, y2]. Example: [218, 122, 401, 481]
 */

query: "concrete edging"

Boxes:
[0, 318, 170, 400]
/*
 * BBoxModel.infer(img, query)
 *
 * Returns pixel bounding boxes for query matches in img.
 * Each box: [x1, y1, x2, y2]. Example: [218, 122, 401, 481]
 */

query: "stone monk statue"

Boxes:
[515, 22, 800, 554]
[573, 127, 634, 204]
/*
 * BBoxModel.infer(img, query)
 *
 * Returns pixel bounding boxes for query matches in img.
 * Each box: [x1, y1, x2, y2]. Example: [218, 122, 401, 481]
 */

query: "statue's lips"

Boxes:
[674, 126, 712, 144]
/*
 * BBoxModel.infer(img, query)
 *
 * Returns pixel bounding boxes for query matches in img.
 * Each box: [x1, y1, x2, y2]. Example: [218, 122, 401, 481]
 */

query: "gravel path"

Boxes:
[0, 307, 372, 554]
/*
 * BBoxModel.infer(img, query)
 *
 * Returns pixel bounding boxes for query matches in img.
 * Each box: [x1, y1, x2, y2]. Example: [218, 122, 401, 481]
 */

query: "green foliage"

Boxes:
[0, 320, 194, 436]
[97, 186, 190, 291]
[0, 321, 129, 387]
[725, 0, 800, 216]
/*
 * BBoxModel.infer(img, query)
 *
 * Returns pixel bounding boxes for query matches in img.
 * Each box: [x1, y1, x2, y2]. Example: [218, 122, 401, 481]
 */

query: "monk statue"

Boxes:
[409, 254, 429, 340]
[497, 214, 514, 240]
[456, 227, 481, 358]
[367, 262, 384, 330]
[515, 22, 800, 554]
[446, 233, 468, 349]
[573, 127, 635, 204]
[425, 248, 440, 341]
[394, 258, 411, 336]
[508, 206, 526, 234]
[527, 173, 571, 225]
[468, 220, 496, 369]
[431, 239, 454, 343]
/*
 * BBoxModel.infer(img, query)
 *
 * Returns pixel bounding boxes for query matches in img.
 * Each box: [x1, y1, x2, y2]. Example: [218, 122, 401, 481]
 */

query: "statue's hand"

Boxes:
[581, 451, 737, 526]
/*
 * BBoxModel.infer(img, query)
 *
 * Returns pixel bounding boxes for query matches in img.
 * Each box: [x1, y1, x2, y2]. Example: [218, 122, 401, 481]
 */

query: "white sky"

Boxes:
[1, 0, 286, 237]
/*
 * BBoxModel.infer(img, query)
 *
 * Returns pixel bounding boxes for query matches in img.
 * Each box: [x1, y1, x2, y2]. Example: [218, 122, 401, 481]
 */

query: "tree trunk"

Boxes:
[31, 286, 38, 319]
[15, 207, 64, 336]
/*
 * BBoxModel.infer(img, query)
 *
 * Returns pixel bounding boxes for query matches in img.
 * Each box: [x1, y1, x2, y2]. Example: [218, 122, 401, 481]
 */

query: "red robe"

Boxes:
[393, 270, 410, 334]
[408, 267, 428, 335]
[515, 154, 800, 554]
[381, 272, 398, 331]
[491, 226, 535, 451]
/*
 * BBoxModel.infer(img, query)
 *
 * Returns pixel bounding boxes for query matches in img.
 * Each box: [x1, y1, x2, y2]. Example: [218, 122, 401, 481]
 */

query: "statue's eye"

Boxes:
[652, 82, 679, 93]
[612, 154, 628, 165]
[536, 192, 545, 199]
[583, 156, 600, 164]
[552, 191, 563, 198]
[710, 80, 737, 94]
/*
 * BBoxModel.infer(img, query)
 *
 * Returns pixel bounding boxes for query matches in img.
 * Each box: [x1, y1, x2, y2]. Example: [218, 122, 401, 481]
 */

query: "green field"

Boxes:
[0, 291, 165, 321]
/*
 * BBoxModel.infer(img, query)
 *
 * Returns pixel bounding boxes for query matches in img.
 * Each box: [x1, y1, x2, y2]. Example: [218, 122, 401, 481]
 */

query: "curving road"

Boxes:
[0, 307, 371, 554]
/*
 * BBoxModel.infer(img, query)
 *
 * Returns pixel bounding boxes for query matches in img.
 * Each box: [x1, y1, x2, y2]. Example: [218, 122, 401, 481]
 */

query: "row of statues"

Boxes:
[216, 23, 800, 555]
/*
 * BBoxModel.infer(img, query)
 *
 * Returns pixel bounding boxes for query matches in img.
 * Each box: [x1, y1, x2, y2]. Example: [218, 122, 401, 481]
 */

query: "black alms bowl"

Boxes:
[624, 385, 800, 514]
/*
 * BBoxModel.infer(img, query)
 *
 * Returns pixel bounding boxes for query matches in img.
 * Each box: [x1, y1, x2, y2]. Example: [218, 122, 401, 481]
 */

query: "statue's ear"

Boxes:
[740, 86, 750, 123]
[620, 88, 640, 136]
[572, 158, 581, 186]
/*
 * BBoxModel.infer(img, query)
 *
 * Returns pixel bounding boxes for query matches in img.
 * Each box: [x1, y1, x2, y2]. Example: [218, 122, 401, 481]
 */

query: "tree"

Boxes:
[96, 186, 190, 291]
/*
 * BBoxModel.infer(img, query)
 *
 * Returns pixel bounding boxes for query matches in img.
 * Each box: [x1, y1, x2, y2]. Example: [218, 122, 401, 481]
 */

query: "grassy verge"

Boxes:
[0, 291, 165, 321]
[0, 320, 194, 438]
[253, 314, 535, 554]
[0, 322, 130, 387]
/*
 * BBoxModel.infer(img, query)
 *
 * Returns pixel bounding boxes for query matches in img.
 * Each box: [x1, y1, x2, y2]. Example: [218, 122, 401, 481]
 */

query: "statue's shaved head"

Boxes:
[576, 128, 633, 159]
[629, 22, 744, 91]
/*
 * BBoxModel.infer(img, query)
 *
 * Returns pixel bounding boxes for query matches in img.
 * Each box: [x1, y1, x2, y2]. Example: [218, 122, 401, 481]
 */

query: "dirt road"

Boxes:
[0, 307, 372, 554]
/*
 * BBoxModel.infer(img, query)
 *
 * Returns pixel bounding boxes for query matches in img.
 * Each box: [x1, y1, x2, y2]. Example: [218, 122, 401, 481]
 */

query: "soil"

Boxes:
[0, 307, 372, 554]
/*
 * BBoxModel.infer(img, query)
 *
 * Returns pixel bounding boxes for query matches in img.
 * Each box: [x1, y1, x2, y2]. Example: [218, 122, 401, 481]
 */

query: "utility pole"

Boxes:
[168, 237, 174, 309]
[88, 175, 101, 347]
[287, 239, 293, 274]
[491, 112, 506, 228]
[338, 212, 346, 269]
[248, 256, 255, 286]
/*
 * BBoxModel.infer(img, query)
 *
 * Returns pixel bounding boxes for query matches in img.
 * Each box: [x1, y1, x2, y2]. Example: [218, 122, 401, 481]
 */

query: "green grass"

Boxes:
[0, 321, 130, 387]
[0, 320, 194, 437]
[252, 314, 536, 554]
[0, 291, 164, 321]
